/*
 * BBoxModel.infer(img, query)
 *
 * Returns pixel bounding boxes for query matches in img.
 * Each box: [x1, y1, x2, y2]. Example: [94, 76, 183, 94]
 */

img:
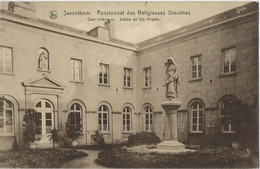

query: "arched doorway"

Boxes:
[34, 99, 54, 144]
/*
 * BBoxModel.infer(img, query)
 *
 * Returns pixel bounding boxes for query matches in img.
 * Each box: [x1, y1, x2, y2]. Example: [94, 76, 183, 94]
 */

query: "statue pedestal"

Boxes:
[157, 99, 185, 150]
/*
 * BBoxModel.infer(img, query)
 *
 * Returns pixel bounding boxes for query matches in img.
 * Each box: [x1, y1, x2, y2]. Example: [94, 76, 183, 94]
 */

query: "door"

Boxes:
[35, 99, 54, 144]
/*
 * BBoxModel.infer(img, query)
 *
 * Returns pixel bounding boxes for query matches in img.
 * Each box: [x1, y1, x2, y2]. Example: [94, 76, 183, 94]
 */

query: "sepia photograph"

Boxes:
[0, 1, 259, 168]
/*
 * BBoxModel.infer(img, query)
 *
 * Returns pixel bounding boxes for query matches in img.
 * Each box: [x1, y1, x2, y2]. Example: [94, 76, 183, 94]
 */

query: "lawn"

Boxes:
[0, 149, 87, 168]
[97, 145, 258, 168]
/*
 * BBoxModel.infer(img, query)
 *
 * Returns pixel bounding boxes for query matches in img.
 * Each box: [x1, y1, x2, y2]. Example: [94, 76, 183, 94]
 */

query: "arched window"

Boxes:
[0, 99, 14, 134]
[191, 102, 204, 132]
[38, 48, 49, 70]
[98, 105, 109, 132]
[122, 106, 132, 131]
[69, 103, 83, 132]
[144, 106, 153, 131]
[218, 95, 239, 133]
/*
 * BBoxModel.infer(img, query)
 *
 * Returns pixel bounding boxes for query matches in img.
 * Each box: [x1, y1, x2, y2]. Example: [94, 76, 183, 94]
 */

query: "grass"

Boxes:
[97, 145, 258, 168]
[0, 149, 87, 168]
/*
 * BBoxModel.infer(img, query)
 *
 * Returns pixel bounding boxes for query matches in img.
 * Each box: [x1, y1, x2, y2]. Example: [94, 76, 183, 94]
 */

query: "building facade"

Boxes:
[0, 2, 258, 150]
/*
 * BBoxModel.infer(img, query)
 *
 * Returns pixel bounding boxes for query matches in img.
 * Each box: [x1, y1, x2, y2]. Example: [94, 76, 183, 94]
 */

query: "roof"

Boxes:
[137, 2, 258, 51]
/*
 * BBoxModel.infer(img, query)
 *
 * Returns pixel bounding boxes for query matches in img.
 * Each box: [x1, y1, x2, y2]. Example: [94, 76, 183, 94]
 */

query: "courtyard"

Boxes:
[0, 143, 258, 168]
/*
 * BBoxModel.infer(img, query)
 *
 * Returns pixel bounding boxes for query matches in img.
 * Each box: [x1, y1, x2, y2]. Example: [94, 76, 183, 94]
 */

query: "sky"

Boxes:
[34, 1, 250, 43]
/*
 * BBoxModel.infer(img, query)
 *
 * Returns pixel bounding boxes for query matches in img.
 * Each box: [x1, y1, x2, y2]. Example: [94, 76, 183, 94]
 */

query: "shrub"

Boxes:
[97, 146, 257, 168]
[65, 112, 83, 141]
[49, 128, 59, 149]
[23, 109, 41, 146]
[128, 132, 161, 146]
[91, 130, 105, 145]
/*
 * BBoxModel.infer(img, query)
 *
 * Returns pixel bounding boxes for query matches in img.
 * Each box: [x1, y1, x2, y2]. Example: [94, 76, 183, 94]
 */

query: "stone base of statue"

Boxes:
[157, 140, 185, 150]
[157, 98, 185, 151]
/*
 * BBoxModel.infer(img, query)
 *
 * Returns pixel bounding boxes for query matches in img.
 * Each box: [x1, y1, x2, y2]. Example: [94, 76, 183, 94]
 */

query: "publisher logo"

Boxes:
[49, 10, 58, 20]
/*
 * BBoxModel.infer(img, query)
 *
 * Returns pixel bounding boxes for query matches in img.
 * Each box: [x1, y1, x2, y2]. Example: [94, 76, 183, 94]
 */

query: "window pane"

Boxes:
[99, 72, 103, 83]
[45, 101, 51, 108]
[193, 111, 197, 117]
[36, 102, 41, 108]
[76, 104, 81, 110]
[46, 126, 52, 133]
[6, 110, 12, 117]
[199, 111, 203, 117]
[193, 118, 197, 124]
[103, 125, 107, 131]
[192, 103, 197, 109]
[199, 125, 203, 131]
[192, 125, 197, 131]
[46, 113, 51, 119]
[199, 118, 203, 124]
[46, 120, 52, 126]
[231, 63, 236, 72]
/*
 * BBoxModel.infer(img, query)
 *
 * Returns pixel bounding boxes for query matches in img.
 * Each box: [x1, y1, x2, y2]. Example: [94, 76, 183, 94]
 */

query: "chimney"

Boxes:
[87, 26, 109, 41]
[104, 20, 116, 39]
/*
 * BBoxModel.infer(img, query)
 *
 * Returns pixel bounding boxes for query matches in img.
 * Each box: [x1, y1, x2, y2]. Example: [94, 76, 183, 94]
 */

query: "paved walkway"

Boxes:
[61, 149, 106, 168]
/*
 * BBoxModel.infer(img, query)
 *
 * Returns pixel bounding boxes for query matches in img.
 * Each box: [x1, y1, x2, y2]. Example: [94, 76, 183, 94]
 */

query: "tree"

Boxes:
[230, 102, 258, 149]
[23, 109, 42, 148]
[65, 112, 83, 142]
[49, 128, 58, 150]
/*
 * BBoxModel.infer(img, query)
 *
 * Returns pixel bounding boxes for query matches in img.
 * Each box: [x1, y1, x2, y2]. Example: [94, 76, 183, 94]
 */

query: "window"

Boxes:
[191, 56, 202, 79]
[71, 59, 82, 81]
[0, 99, 13, 134]
[144, 106, 153, 131]
[69, 103, 83, 132]
[144, 67, 151, 87]
[223, 48, 236, 73]
[38, 48, 49, 71]
[191, 102, 203, 132]
[0, 47, 13, 74]
[98, 105, 109, 132]
[221, 100, 236, 133]
[99, 64, 109, 85]
[124, 68, 132, 88]
[122, 106, 132, 131]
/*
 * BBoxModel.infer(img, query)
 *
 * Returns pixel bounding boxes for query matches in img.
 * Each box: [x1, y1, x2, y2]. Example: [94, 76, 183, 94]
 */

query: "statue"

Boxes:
[38, 50, 48, 70]
[165, 57, 180, 100]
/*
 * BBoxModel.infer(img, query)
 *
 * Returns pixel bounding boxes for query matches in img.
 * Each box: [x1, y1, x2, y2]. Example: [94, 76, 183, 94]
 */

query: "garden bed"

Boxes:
[0, 149, 87, 168]
[97, 145, 258, 168]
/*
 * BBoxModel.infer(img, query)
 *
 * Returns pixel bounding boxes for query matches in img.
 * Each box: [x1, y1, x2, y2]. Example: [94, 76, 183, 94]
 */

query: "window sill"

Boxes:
[37, 69, 51, 73]
[219, 72, 236, 77]
[189, 77, 203, 82]
[98, 83, 110, 87]
[0, 134, 15, 137]
[122, 131, 133, 134]
[190, 131, 203, 134]
[222, 131, 236, 134]
[70, 80, 84, 84]
[101, 132, 111, 135]
[123, 87, 134, 90]
[142, 86, 152, 90]
[0, 72, 14, 76]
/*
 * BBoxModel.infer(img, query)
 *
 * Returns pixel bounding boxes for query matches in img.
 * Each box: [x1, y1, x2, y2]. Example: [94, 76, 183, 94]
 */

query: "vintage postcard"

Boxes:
[0, 1, 258, 168]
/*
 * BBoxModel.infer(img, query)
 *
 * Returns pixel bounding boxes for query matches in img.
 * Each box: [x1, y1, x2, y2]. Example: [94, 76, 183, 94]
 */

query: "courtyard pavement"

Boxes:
[61, 149, 106, 168]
